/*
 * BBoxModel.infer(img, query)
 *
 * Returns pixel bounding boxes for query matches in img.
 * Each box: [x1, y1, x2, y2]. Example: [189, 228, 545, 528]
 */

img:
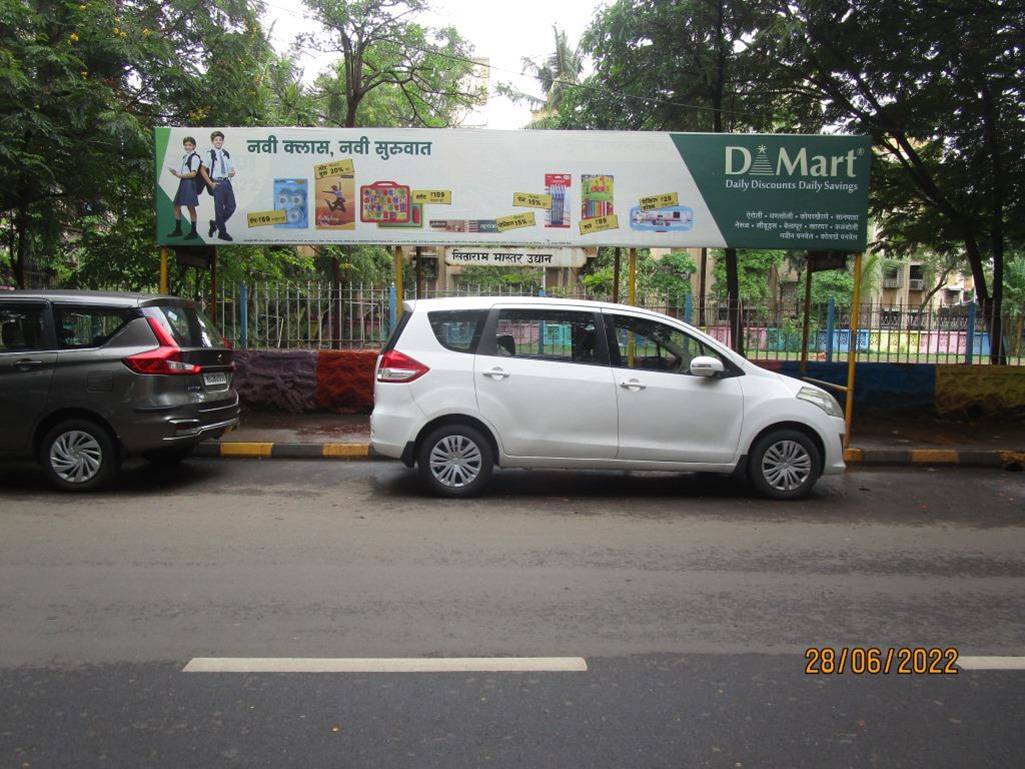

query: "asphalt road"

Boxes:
[1, 459, 1023, 767]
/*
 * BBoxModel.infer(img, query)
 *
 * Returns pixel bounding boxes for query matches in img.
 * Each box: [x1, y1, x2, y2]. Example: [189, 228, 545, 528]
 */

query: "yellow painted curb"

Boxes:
[322, 443, 371, 458]
[908, 449, 959, 464]
[843, 448, 863, 463]
[999, 450, 1025, 464]
[220, 442, 274, 457]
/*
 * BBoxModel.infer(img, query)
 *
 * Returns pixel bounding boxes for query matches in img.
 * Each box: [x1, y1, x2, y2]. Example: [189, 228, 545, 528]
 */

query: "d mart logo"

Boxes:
[725, 144, 861, 179]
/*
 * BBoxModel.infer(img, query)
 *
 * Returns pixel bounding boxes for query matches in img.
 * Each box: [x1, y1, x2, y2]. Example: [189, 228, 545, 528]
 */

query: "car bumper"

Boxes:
[370, 386, 423, 461]
[821, 417, 847, 475]
[122, 392, 241, 452]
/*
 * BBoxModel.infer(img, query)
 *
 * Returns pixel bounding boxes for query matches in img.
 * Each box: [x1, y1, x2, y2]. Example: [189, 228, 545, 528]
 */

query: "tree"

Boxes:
[764, 0, 1025, 362]
[580, 249, 697, 301]
[300, 0, 482, 129]
[0, 0, 274, 288]
[496, 24, 583, 128]
[557, 0, 804, 354]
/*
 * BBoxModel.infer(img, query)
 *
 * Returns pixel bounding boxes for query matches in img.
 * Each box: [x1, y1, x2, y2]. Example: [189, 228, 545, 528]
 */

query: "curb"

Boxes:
[196, 441, 373, 459]
[844, 447, 1025, 469]
[196, 441, 1025, 470]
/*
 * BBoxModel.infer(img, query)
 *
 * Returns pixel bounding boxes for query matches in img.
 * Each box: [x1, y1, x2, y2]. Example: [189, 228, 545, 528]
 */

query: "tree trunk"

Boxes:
[725, 247, 743, 355]
[14, 206, 28, 289]
[712, 0, 742, 353]
[980, 78, 1006, 364]
[698, 247, 707, 325]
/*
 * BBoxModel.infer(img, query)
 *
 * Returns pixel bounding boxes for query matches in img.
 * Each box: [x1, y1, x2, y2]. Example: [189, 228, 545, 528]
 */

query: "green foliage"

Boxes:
[303, 0, 482, 128]
[579, 248, 696, 300]
[764, 0, 1024, 351]
[555, 0, 803, 133]
[0, 0, 277, 288]
[455, 266, 542, 292]
[497, 24, 583, 127]
[711, 249, 784, 303]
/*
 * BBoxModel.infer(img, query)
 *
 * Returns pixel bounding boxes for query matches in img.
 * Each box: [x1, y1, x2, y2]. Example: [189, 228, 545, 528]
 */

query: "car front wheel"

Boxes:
[417, 424, 494, 497]
[40, 418, 120, 491]
[748, 429, 821, 500]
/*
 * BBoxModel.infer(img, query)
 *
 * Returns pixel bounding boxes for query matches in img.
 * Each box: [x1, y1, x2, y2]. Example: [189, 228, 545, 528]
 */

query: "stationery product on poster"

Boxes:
[545, 174, 571, 229]
[273, 179, 308, 229]
[360, 181, 411, 224]
[629, 205, 694, 233]
[581, 174, 614, 220]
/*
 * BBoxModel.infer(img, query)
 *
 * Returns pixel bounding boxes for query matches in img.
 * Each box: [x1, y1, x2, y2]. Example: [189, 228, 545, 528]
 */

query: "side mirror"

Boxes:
[690, 356, 725, 378]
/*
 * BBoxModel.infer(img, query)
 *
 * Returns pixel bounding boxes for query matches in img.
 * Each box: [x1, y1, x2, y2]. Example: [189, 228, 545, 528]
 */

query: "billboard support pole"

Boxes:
[159, 247, 169, 294]
[415, 245, 423, 299]
[843, 252, 863, 448]
[393, 246, 404, 303]
[628, 248, 637, 306]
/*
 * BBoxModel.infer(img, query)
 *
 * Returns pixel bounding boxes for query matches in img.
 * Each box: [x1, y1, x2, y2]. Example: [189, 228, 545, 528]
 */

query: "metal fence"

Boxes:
[214, 281, 1025, 365]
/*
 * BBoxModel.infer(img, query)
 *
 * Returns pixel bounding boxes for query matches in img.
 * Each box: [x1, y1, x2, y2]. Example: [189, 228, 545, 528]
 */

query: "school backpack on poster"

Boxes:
[185, 152, 206, 196]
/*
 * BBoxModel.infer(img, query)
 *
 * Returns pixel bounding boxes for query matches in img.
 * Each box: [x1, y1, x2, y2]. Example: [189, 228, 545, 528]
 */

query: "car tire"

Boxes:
[417, 424, 494, 498]
[748, 429, 821, 500]
[143, 446, 196, 466]
[39, 418, 120, 492]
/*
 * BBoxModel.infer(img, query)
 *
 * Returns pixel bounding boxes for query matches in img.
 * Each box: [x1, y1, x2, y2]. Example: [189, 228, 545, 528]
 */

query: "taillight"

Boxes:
[123, 318, 202, 376]
[376, 349, 428, 383]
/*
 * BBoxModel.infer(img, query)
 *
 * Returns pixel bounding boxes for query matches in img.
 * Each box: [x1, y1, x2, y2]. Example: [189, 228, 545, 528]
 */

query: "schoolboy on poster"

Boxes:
[200, 130, 237, 242]
[165, 136, 202, 240]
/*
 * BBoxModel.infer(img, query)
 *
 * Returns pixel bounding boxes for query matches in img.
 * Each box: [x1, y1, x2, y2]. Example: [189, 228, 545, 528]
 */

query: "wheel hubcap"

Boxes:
[429, 435, 483, 488]
[50, 430, 103, 484]
[761, 440, 812, 492]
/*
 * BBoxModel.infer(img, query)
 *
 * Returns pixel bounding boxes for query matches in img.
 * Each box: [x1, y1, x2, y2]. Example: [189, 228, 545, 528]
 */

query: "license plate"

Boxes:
[203, 372, 228, 388]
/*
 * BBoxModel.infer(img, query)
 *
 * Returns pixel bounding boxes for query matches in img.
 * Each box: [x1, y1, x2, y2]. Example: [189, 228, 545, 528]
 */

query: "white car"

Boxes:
[371, 297, 846, 499]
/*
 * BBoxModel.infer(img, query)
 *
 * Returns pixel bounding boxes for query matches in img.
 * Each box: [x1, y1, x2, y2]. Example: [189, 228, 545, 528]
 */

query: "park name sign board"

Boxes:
[444, 247, 587, 268]
[154, 127, 870, 251]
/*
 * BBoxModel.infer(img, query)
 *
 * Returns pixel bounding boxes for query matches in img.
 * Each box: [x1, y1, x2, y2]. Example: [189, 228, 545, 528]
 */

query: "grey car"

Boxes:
[0, 291, 239, 490]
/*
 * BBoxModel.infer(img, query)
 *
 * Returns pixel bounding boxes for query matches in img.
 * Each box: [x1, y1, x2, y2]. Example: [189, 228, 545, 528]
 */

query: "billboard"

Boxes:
[154, 127, 870, 251]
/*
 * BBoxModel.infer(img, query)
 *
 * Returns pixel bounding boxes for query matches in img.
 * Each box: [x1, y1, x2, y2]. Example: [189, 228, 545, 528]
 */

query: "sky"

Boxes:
[260, 0, 607, 130]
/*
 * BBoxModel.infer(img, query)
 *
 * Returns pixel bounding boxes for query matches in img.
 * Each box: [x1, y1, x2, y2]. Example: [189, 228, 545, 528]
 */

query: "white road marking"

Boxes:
[956, 656, 1025, 671]
[183, 657, 588, 673]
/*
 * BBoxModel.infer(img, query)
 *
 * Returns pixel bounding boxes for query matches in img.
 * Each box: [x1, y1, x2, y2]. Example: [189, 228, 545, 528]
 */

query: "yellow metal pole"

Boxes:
[393, 246, 404, 304]
[628, 248, 637, 306]
[159, 247, 169, 294]
[844, 252, 863, 448]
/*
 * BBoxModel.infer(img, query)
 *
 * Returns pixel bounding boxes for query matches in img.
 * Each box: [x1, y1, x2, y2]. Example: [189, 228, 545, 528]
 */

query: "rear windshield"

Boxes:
[148, 303, 222, 348]
[382, 311, 411, 353]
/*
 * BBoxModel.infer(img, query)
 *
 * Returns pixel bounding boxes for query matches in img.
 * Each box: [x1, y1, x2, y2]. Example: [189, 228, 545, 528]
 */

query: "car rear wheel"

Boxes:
[40, 419, 120, 491]
[143, 446, 195, 466]
[748, 429, 821, 500]
[417, 424, 493, 497]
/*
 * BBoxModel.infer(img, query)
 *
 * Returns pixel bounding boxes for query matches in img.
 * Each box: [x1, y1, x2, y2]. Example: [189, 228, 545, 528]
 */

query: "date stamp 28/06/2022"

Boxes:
[804, 647, 960, 675]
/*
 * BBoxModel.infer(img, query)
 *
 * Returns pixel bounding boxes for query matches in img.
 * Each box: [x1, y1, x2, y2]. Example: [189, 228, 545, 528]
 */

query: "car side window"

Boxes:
[607, 313, 723, 375]
[53, 305, 133, 349]
[492, 309, 605, 365]
[429, 310, 487, 353]
[0, 303, 49, 352]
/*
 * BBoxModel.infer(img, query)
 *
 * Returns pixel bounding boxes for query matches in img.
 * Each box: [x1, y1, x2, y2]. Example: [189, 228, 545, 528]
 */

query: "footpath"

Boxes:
[196, 412, 1025, 470]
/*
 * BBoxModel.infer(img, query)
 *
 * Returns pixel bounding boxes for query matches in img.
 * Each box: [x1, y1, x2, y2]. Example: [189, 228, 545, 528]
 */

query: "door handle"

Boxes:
[619, 379, 646, 391]
[482, 368, 509, 380]
[13, 358, 45, 371]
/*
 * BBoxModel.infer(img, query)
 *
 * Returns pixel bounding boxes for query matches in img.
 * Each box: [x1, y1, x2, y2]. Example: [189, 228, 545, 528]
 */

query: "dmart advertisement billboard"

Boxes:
[154, 127, 870, 250]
